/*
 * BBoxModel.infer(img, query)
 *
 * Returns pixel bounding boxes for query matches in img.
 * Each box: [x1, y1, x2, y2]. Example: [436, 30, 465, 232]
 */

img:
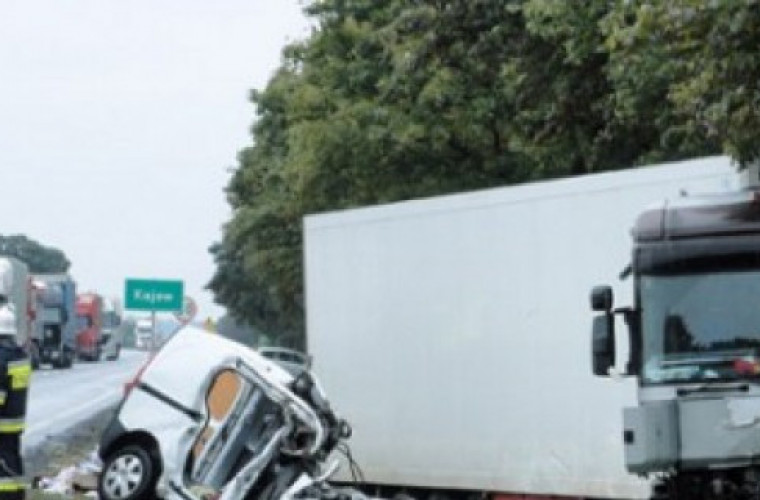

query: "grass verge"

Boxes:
[25, 407, 116, 499]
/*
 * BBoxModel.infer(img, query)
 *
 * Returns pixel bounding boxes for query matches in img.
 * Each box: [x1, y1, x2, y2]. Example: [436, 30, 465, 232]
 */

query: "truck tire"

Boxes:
[30, 343, 40, 370]
[79, 347, 101, 362]
[107, 345, 121, 361]
[52, 347, 67, 369]
[61, 348, 74, 368]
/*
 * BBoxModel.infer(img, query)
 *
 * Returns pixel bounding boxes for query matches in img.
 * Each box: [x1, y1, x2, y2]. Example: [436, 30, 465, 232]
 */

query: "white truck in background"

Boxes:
[304, 157, 741, 499]
[101, 297, 123, 360]
[31, 273, 77, 369]
[0, 257, 33, 350]
[135, 317, 154, 350]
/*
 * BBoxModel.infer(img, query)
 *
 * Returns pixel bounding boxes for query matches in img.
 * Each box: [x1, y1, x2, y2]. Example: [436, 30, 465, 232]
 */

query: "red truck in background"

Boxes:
[76, 292, 103, 361]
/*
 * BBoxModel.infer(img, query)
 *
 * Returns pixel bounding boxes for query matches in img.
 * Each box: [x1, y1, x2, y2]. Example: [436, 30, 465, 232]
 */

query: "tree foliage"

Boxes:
[0, 234, 70, 273]
[216, 314, 266, 348]
[210, 0, 759, 346]
[604, 0, 760, 165]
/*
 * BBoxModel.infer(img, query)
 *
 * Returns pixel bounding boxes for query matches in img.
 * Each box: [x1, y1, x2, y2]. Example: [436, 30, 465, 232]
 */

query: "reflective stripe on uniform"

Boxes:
[0, 419, 24, 434]
[6, 361, 30, 390]
[0, 391, 5, 405]
[0, 478, 24, 492]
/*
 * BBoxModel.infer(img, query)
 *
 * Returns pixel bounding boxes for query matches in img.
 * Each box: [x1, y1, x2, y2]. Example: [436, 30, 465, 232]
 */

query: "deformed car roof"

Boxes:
[139, 324, 294, 411]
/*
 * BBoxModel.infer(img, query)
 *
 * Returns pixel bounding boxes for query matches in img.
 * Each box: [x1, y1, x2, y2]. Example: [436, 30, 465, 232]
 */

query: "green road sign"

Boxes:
[124, 279, 184, 311]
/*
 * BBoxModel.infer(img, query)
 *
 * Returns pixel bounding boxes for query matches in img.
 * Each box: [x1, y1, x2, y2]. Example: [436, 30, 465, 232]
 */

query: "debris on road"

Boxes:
[33, 448, 101, 497]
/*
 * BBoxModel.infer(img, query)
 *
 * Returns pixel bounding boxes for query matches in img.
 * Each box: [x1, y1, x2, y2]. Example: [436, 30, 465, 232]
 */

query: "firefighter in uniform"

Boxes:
[0, 302, 30, 500]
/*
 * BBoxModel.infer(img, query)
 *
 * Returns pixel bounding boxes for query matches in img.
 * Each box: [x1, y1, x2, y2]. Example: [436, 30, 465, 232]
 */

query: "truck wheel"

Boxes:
[52, 348, 65, 369]
[30, 343, 40, 370]
[98, 445, 158, 500]
[62, 348, 74, 368]
[107, 345, 121, 361]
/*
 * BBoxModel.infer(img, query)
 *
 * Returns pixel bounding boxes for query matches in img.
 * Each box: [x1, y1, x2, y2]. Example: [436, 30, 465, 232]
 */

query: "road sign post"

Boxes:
[173, 296, 198, 326]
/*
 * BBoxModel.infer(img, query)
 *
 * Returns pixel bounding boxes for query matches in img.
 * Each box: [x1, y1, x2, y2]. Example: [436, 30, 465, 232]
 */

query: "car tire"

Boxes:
[98, 445, 158, 500]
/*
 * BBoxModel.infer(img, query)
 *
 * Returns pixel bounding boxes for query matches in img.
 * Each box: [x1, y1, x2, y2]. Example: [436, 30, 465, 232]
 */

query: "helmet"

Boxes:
[0, 305, 17, 337]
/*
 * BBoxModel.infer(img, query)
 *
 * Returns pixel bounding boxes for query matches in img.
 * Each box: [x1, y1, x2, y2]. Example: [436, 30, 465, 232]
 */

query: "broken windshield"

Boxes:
[641, 269, 760, 384]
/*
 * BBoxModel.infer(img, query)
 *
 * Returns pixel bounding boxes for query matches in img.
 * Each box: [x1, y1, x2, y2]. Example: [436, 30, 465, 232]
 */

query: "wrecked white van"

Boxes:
[97, 325, 353, 500]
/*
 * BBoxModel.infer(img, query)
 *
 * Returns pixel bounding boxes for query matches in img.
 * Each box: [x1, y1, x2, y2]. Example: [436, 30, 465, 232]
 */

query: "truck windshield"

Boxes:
[641, 270, 760, 384]
[76, 314, 92, 331]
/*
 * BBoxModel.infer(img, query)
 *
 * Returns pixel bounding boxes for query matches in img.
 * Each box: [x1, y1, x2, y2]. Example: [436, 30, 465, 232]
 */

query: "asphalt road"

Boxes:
[24, 349, 149, 450]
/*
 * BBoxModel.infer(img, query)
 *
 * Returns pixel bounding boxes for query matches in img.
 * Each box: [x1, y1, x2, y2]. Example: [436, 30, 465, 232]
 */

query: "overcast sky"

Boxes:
[0, 1, 311, 320]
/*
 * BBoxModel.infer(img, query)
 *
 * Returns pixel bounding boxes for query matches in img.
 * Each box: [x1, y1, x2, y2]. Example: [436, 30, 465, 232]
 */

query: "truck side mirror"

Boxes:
[592, 314, 615, 376]
[590, 285, 613, 312]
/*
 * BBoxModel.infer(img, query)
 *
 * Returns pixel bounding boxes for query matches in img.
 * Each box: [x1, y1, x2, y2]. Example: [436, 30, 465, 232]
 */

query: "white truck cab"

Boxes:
[134, 318, 153, 350]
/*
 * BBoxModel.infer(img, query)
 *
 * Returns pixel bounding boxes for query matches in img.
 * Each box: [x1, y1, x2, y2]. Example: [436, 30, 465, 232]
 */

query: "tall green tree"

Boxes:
[212, 0, 760, 346]
[0, 234, 70, 273]
[604, 0, 760, 164]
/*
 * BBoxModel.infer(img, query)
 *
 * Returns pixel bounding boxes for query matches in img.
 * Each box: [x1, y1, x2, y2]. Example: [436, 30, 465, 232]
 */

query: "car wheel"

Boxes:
[98, 445, 157, 500]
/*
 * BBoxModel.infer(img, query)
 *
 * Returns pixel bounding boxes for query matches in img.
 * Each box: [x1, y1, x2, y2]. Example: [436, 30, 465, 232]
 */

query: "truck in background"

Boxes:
[119, 317, 137, 349]
[0, 257, 34, 351]
[31, 274, 77, 369]
[590, 167, 760, 498]
[76, 292, 103, 361]
[135, 317, 153, 350]
[304, 156, 740, 499]
[101, 297, 123, 361]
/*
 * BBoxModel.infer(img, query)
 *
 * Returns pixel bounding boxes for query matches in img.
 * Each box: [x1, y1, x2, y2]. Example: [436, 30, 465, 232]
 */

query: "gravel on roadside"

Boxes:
[25, 406, 116, 500]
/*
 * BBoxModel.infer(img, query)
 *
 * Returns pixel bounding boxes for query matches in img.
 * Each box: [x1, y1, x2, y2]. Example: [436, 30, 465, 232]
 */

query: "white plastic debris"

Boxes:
[77, 448, 103, 475]
[34, 447, 103, 497]
[37, 465, 77, 495]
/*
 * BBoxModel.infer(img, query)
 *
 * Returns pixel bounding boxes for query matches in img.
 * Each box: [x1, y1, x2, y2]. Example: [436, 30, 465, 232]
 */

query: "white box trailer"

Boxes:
[304, 157, 743, 499]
